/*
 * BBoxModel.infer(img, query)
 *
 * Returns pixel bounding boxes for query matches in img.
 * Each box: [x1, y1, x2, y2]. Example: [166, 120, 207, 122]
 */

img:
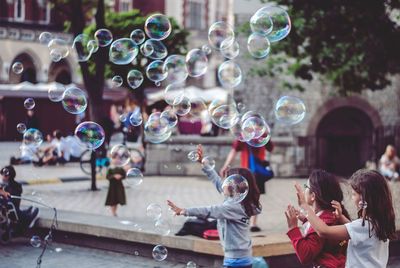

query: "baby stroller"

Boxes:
[0, 197, 21, 244]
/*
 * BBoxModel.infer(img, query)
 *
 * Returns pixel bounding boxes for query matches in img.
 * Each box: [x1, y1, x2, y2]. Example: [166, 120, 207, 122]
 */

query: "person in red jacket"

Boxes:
[285, 170, 349, 268]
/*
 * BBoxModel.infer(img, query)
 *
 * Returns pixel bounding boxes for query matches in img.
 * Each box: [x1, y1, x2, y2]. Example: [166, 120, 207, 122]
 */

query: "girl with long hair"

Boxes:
[295, 169, 396, 267]
[168, 145, 261, 268]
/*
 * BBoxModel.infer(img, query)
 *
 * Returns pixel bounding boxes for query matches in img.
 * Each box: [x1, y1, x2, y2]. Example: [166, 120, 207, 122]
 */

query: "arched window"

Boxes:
[14, 0, 25, 21]
[55, 70, 72, 85]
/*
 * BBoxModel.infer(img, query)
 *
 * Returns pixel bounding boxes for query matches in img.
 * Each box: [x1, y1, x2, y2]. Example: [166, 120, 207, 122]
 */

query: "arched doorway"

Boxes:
[48, 59, 72, 84]
[9, 53, 37, 83]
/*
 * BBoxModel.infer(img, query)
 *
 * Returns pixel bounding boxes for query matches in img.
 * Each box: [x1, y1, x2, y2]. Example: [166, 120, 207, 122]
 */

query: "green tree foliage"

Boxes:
[253, 0, 400, 95]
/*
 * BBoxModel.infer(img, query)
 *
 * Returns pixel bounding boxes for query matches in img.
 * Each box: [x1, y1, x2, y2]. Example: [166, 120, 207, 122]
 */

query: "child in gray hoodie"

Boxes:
[168, 145, 261, 268]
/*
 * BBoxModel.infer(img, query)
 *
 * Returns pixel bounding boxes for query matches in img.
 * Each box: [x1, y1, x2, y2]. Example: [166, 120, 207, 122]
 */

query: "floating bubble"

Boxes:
[208, 21, 235, 50]
[208, 99, 225, 115]
[211, 104, 239, 129]
[145, 14, 172, 40]
[112, 75, 123, 87]
[187, 151, 200, 162]
[146, 60, 167, 83]
[23, 128, 43, 147]
[164, 83, 185, 105]
[164, 55, 188, 84]
[16, 123, 27, 134]
[189, 97, 208, 117]
[145, 112, 169, 136]
[246, 125, 271, 148]
[250, 7, 274, 36]
[134, 250, 140, 256]
[201, 44, 212, 55]
[24, 98, 35, 110]
[127, 69, 144, 89]
[30, 236, 42, 248]
[110, 144, 131, 167]
[39, 32, 53, 45]
[12, 62, 23, 74]
[173, 96, 191, 116]
[230, 122, 252, 142]
[50, 49, 63, 62]
[62, 87, 87, 114]
[125, 168, 143, 187]
[275, 96, 306, 125]
[256, 6, 291, 42]
[129, 110, 143, 126]
[154, 219, 171, 236]
[44, 234, 53, 244]
[1, 167, 10, 176]
[186, 261, 197, 268]
[88, 39, 99, 53]
[119, 113, 128, 123]
[218, 61, 242, 88]
[48, 84, 65, 102]
[48, 38, 69, 58]
[220, 40, 240, 60]
[160, 109, 178, 128]
[72, 34, 94, 62]
[94, 28, 113, 47]
[152, 244, 168, 261]
[109, 38, 138, 65]
[247, 32, 271, 59]
[176, 164, 182, 170]
[202, 156, 216, 171]
[74, 121, 105, 150]
[147, 203, 162, 221]
[185, 49, 208, 77]
[221, 174, 249, 203]
[140, 41, 154, 57]
[130, 29, 146, 45]
[241, 112, 267, 139]
[144, 39, 168, 60]
[145, 128, 172, 144]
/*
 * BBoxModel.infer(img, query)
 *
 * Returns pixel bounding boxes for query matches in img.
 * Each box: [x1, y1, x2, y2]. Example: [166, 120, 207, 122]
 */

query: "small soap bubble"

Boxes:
[30, 236, 42, 248]
[152, 245, 168, 261]
[12, 62, 24, 74]
[16, 123, 27, 134]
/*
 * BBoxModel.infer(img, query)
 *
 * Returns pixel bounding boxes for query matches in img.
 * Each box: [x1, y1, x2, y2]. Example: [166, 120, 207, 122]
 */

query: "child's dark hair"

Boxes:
[227, 167, 261, 217]
[308, 169, 350, 220]
[350, 169, 396, 242]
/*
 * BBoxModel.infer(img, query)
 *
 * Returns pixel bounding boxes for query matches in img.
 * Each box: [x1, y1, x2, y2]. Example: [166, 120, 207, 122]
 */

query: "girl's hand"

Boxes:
[285, 205, 298, 230]
[197, 144, 203, 163]
[114, 174, 122, 180]
[167, 200, 185, 216]
[0, 188, 10, 198]
[294, 207, 307, 222]
[294, 182, 307, 207]
[331, 200, 343, 219]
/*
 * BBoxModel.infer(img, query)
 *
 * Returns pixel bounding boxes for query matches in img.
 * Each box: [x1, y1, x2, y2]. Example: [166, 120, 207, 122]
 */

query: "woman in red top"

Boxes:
[285, 170, 349, 268]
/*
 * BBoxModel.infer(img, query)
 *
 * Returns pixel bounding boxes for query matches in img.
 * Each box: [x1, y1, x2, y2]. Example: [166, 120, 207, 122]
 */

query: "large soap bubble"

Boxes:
[144, 39, 168, 60]
[246, 125, 271, 148]
[250, 7, 274, 36]
[48, 38, 69, 59]
[254, 6, 291, 42]
[173, 96, 191, 116]
[94, 28, 113, 47]
[130, 29, 146, 45]
[62, 87, 87, 114]
[110, 144, 131, 167]
[208, 21, 235, 50]
[220, 40, 240, 60]
[146, 60, 167, 83]
[218, 60, 242, 88]
[160, 109, 178, 128]
[125, 168, 143, 187]
[147, 203, 162, 221]
[221, 174, 249, 203]
[154, 219, 171, 236]
[211, 104, 240, 129]
[241, 111, 267, 139]
[152, 244, 168, 261]
[247, 32, 271, 59]
[74, 121, 105, 150]
[275, 96, 306, 125]
[109, 38, 138, 65]
[127, 69, 144, 89]
[164, 55, 188, 84]
[23, 128, 43, 147]
[145, 14, 172, 40]
[164, 83, 185, 105]
[185, 49, 208, 77]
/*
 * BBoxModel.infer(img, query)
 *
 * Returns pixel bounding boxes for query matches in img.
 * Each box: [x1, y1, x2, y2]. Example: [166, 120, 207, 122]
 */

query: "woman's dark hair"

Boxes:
[227, 167, 261, 217]
[309, 169, 350, 220]
[1, 165, 16, 182]
[350, 169, 396, 242]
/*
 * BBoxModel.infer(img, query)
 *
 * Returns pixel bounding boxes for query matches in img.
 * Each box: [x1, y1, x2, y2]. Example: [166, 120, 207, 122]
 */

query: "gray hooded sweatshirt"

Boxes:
[184, 168, 261, 259]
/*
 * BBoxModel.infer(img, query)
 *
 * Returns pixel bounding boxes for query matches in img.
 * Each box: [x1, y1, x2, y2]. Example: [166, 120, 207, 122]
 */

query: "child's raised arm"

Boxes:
[197, 144, 223, 193]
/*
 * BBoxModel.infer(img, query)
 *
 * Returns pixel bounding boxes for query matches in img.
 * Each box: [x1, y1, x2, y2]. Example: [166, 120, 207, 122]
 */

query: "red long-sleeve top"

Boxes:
[286, 210, 347, 268]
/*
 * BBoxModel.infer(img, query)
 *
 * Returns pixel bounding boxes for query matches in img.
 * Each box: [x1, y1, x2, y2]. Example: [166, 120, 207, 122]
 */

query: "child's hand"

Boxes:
[167, 200, 185, 216]
[114, 174, 123, 180]
[285, 205, 298, 230]
[331, 200, 343, 219]
[294, 182, 306, 206]
[197, 144, 203, 163]
[294, 207, 307, 222]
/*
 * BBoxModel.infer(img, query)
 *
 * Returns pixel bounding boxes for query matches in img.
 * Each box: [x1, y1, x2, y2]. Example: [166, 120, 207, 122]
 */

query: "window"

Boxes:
[14, 0, 25, 21]
[119, 0, 132, 12]
[40, 1, 51, 24]
[187, 0, 204, 30]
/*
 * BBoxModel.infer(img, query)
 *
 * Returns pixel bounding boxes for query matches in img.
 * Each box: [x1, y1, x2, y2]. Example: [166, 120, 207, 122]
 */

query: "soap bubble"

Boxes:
[110, 144, 131, 167]
[256, 6, 291, 42]
[146, 60, 167, 83]
[140, 41, 154, 57]
[201, 156, 216, 171]
[154, 219, 171, 236]
[164, 83, 185, 105]
[185, 49, 208, 77]
[88, 39, 99, 53]
[129, 109, 143, 126]
[147, 203, 162, 221]
[72, 34, 95, 62]
[160, 109, 178, 128]
[247, 32, 271, 59]
[246, 125, 271, 148]
[48, 38, 69, 58]
[30, 236, 42, 248]
[208, 99, 225, 115]
[218, 61, 242, 88]
[50, 49, 63, 62]
[186, 261, 197, 268]
[39, 32, 52, 45]
[23, 128, 43, 147]
[125, 168, 143, 187]
[250, 7, 273, 36]
[94, 28, 113, 47]
[211, 104, 239, 129]
[119, 113, 128, 123]
[187, 151, 200, 162]
[130, 29, 146, 45]
[134, 250, 140, 256]
[173, 96, 191, 116]
[164, 55, 188, 84]
[16, 123, 27, 134]
[208, 21, 235, 50]
[145, 14, 172, 40]
[145, 112, 169, 136]
[1, 167, 10, 176]
[241, 112, 267, 139]
[145, 128, 172, 144]
[12, 62, 23, 74]
[127, 69, 144, 89]
[144, 39, 168, 60]
[24, 98, 35, 110]
[221, 174, 249, 203]
[275, 96, 306, 125]
[152, 244, 168, 261]
[220, 40, 240, 60]
[112, 75, 123, 87]
[62, 87, 87, 114]
[201, 44, 212, 55]
[74, 121, 105, 150]
[48, 84, 65, 102]
[109, 38, 138, 65]
[230, 122, 253, 142]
